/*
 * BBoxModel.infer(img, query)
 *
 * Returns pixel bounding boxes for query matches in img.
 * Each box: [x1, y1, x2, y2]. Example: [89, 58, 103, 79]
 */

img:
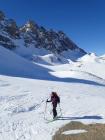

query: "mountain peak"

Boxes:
[26, 20, 38, 28]
[20, 20, 39, 33]
[0, 11, 5, 20]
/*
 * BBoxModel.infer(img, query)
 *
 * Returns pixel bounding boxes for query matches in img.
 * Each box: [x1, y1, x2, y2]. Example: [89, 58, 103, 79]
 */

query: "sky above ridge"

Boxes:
[0, 0, 105, 55]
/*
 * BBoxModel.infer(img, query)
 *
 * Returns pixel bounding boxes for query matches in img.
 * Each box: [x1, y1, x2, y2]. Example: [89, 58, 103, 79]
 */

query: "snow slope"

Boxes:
[0, 46, 105, 140]
[0, 45, 44, 78]
[46, 53, 105, 80]
[0, 73, 105, 140]
[0, 45, 56, 80]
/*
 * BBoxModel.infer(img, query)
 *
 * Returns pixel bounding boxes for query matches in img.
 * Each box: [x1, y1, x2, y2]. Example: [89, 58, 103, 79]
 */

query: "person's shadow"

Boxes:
[57, 115, 103, 120]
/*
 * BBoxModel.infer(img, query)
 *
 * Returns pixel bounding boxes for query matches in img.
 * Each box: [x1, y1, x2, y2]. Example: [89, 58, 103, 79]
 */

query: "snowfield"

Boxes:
[62, 129, 87, 135]
[0, 46, 105, 140]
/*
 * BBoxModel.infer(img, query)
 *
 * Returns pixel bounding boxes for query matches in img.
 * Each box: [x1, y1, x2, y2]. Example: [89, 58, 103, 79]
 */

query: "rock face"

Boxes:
[0, 11, 86, 61]
[0, 11, 5, 20]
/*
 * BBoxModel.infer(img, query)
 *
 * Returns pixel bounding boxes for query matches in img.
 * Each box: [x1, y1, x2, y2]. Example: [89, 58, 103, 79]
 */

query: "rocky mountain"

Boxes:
[0, 11, 86, 64]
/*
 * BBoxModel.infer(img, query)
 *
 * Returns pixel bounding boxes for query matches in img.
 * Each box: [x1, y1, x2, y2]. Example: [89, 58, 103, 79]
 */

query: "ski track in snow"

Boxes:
[0, 73, 105, 140]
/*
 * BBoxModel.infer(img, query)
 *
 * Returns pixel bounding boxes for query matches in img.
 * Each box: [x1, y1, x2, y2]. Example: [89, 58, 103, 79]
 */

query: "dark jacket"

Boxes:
[47, 94, 60, 108]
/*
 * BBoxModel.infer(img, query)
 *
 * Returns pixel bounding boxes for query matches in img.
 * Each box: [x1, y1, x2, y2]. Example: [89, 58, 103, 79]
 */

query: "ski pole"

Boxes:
[44, 101, 47, 120]
[59, 103, 63, 117]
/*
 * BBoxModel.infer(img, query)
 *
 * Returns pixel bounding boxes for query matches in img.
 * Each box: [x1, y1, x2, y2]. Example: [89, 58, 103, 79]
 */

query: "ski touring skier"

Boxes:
[46, 92, 60, 119]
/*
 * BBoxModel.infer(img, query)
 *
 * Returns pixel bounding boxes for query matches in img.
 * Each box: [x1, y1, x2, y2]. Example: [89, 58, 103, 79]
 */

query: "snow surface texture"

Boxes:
[0, 46, 105, 140]
[62, 129, 87, 135]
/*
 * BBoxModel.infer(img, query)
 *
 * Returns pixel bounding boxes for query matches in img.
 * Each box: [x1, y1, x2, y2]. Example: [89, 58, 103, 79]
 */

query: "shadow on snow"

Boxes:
[0, 62, 105, 87]
[57, 115, 103, 120]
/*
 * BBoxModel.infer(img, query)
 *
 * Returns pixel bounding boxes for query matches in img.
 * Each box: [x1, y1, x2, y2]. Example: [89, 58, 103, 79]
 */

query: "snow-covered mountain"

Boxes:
[0, 11, 86, 64]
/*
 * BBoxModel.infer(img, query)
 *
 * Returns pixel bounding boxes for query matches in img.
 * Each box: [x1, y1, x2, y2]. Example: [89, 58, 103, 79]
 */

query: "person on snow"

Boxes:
[46, 92, 60, 119]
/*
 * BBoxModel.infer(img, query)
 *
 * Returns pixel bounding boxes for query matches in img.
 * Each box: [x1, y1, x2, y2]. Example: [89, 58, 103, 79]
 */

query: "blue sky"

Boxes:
[0, 0, 105, 55]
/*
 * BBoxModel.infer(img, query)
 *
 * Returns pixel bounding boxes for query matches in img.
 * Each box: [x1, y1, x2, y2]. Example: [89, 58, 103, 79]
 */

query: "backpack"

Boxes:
[57, 96, 60, 103]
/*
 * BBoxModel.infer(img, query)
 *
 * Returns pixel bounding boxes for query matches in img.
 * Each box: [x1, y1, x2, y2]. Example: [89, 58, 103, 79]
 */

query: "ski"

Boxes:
[45, 116, 62, 123]
[45, 118, 57, 123]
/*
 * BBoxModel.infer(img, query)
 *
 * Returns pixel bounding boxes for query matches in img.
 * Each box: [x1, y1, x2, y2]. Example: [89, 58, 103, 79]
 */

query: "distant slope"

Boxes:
[41, 53, 105, 83]
[76, 53, 105, 79]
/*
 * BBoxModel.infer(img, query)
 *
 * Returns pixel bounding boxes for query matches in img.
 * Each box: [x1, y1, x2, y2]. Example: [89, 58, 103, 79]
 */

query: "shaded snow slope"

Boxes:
[32, 54, 69, 65]
[61, 48, 85, 61]
[0, 45, 50, 79]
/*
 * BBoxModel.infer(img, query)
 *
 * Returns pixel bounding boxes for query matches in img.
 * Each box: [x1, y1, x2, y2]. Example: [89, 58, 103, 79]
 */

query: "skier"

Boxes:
[46, 92, 60, 119]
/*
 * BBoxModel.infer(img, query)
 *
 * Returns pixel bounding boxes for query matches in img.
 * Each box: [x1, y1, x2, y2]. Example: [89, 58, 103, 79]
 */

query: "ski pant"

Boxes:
[53, 107, 57, 118]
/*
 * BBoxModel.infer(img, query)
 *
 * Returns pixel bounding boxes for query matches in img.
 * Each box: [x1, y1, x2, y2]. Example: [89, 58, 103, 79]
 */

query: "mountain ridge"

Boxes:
[0, 10, 86, 64]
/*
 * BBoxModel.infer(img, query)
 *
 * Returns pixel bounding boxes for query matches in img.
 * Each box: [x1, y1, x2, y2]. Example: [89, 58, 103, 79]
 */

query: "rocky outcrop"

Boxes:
[0, 11, 5, 21]
[0, 35, 16, 49]
[4, 19, 19, 38]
